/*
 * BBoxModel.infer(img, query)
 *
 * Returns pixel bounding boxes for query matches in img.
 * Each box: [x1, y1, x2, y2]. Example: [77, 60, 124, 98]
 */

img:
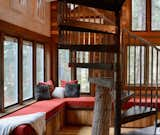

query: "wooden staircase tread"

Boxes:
[122, 125, 160, 135]
[69, 63, 117, 71]
[121, 91, 135, 104]
[89, 77, 113, 88]
[121, 106, 156, 124]
[58, 44, 119, 53]
[59, 0, 125, 11]
[59, 20, 116, 34]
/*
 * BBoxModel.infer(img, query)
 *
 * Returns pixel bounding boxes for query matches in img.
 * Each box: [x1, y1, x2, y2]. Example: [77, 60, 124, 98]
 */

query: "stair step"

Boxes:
[59, 20, 116, 34]
[122, 125, 160, 135]
[59, 0, 125, 11]
[121, 91, 135, 104]
[89, 77, 113, 88]
[121, 106, 156, 124]
[58, 44, 119, 53]
[69, 63, 117, 71]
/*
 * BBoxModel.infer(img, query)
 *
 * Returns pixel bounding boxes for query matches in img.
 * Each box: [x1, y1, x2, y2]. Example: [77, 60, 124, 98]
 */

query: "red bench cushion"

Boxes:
[3, 97, 95, 135]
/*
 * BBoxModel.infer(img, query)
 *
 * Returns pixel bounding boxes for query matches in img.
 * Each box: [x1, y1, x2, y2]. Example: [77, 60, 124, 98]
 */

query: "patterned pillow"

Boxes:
[61, 80, 78, 88]
[39, 80, 54, 95]
[64, 84, 80, 98]
[34, 84, 51, 101]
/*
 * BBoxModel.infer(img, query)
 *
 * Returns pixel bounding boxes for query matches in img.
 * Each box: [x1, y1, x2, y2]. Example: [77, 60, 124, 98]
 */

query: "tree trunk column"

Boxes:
[92, 86, 112, 135]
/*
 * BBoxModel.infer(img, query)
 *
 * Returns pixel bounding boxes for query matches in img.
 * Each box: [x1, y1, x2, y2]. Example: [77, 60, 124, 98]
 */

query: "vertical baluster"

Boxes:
[155, 49, 159, 131]
[140, 45, 142, 106]
[128, 33, 131, 95]
[151, 47, 153, 109]
[145, 45, 148, 108]
[134, 38, 136, 105]
[65, 1, 67, 21]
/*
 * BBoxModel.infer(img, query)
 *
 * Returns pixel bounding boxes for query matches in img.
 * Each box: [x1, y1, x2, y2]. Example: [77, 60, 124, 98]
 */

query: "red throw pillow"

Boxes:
[61, 80, 78, 88]
[39, 80, 54, 94]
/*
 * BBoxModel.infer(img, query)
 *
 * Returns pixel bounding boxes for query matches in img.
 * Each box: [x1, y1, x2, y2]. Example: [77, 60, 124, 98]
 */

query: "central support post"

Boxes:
[90, 78, 113, 135]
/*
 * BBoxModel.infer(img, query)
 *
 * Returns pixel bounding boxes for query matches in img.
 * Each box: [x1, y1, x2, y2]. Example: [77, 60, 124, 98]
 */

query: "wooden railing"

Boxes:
[122, 29, 159, 129]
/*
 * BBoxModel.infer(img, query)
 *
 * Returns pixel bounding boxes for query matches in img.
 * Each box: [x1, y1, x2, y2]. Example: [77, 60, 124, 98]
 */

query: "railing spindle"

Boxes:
[140, 45, 142, 106]
[134, 38, 136, 106]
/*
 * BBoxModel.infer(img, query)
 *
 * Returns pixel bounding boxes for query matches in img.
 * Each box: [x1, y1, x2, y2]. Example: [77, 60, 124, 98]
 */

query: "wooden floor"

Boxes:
[56, 126, 160, 135]
[56, 126, 137, 135]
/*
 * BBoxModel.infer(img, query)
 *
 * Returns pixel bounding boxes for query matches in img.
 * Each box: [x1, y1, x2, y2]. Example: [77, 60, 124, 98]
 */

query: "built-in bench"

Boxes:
[2, 97, 95, 135]
[2, 96, 159, 135]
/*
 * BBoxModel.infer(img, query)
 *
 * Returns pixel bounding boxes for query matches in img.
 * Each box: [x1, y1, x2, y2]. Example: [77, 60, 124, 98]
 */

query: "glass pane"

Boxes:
[127, 46, 144, 84]
[4, 36, 18, 107]
[58, 49, 71, 85]
[36, 43, 44, 83]
[132, 0, 146, 31]
[77, 68, 90, 93]
[151, 0, 160, 30]
[149, 46, 160, 84]
[23, 41, 33, 100]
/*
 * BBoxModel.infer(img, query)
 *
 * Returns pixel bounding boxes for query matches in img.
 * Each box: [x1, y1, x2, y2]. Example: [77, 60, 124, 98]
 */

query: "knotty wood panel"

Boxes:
[66, 110, 93, 126]
[46, 109, 65, 135]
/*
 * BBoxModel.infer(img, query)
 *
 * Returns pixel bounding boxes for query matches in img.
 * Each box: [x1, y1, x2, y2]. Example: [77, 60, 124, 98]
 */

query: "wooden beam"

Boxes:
[0, 20, 50, 43]
[58, 44, 119, 53]
[69, 63, 116, 71]
[59, 20, 116, 34]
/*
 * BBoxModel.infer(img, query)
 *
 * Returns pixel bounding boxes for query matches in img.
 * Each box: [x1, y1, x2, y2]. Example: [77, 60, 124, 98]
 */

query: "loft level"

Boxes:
[58, 0, 125, 11]
[59, 20, 116, 34]
[69, 63, 117, 71]
[58, 44, 119, 53]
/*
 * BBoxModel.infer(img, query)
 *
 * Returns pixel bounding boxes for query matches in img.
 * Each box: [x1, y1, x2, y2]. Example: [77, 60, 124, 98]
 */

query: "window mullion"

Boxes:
[18, 38, 23, 105]
[0, 33, 4, 112]
[33, 41, 36, 98]
[146, 0, 151, 31]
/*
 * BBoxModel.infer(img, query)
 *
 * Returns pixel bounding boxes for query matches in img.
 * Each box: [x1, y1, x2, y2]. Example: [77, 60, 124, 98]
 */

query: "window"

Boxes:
[151, 0, 160, 30]
[76, 52, 90, 93]
[132, 0, 146, 31]
[4, 36, 18, 107]
[36, 43, 44, 83]
[58, 49, 71, 84]
[149, 46, 160, 84]
[77, 68, 90, 93]
[127, 46, 145, 84]
[23, 41, 33, 100]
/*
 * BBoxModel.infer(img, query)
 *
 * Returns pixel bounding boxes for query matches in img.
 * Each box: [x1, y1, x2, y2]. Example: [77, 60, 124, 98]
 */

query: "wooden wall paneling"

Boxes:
[46, 109, 65, 135]
[18, 38, 23, 105]
[66, 109, 93, 126]
[0, 33, 4, 112]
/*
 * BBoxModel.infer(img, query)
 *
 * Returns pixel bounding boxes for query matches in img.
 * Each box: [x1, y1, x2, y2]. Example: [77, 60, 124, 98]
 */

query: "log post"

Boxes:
[90, 78, 113, 135]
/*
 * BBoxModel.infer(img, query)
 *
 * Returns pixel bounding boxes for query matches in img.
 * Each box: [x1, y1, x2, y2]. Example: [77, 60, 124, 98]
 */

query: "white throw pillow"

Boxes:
[52, 87, 65, 98]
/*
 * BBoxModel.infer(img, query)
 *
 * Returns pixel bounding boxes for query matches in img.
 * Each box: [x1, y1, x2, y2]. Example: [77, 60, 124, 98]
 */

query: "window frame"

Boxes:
[0, 33, 46, 113]
[22, 40, 33, 101]
[151, 0, 160, 31]
[36, 43, 45, 84]
[3, 36, 19, 108]
[131, 0, 147, 32]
